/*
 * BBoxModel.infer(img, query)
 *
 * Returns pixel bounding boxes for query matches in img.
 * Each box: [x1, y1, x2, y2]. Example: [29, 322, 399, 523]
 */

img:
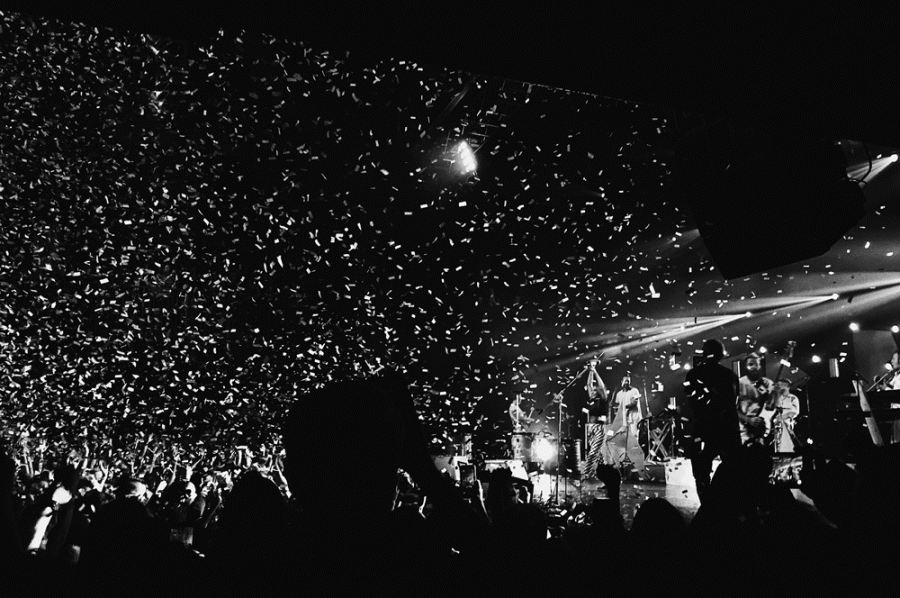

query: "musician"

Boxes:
[606, 374, 648, 479]
[585, 360, 609, 422]
[771, 378, 800, 453]
[684, 339, 741, 502]
[875, 351, 900, 443]
[508, 395, 536, 432]
[877, 351, 900, 390]
[612, 375, 643, 428]
[583, 360, 610, 476]
[737, 353, 775, 446]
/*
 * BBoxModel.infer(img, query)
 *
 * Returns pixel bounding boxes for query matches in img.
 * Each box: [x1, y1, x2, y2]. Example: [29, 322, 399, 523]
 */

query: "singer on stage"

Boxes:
[583, 360, 609, 479]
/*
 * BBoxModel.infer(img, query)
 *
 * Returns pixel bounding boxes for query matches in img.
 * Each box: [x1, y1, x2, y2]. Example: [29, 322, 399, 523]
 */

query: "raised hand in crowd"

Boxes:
[94, 460, 110, 492]
[595, 464, 621, 503]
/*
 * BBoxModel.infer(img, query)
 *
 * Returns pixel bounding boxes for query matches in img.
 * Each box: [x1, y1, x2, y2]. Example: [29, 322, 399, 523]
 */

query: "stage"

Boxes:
[489, 455, 804, 528]
[525, 459, 701, 527]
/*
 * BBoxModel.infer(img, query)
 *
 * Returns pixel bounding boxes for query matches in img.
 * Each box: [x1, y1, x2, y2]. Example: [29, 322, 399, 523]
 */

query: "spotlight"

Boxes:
[533, 437, 557, 462]
[758, 346, 768, 354]
[886, 362, 895, 371]
[849, 322, 860, 332]
[892, 326, 899, 334]
[683, 362, 692, 372]
[812, 355, 822, 363]
[454, 141, 477, 174]
[831, 294, 839, 300]
[891, 154, 899, 163]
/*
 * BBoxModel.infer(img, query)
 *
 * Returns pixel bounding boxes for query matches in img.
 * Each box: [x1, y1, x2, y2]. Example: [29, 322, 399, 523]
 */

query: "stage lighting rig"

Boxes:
[676, 122, 866, 279]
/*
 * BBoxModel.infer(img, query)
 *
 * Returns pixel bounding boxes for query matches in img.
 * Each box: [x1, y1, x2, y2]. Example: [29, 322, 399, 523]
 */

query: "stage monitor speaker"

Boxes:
[675, 120, 866, 280]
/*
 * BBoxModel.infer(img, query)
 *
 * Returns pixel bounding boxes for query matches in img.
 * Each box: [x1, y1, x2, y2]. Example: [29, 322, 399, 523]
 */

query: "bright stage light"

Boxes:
[849, 154, 899, 181]
[849, 322, 860, 332]
[886, 362, 895, 371]
[533, 437, 557, 462]
[892, 325, 899, 334]
[831, 294, 840, 300]
[455, 141, 477, 174]
[812, 355, 822, 363]
[759, 346, 768, 354]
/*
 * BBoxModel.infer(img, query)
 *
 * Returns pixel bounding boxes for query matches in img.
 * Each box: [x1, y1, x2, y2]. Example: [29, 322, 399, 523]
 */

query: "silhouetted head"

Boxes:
[631, 497, 686, 540]
[283, 379, 403, 521]
[702, 339, 725, 362]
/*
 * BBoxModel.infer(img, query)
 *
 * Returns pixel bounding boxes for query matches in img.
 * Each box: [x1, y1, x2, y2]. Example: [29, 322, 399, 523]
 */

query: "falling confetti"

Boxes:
[0, 12, 894, 459]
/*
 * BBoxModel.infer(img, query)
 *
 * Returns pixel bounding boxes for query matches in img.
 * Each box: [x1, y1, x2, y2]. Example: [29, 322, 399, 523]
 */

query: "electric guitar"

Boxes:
[742, 342, 796, 445]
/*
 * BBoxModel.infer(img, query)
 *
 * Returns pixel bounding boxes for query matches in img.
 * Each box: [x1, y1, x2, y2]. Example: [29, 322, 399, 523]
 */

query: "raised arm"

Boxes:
[586, 365, 607, 402]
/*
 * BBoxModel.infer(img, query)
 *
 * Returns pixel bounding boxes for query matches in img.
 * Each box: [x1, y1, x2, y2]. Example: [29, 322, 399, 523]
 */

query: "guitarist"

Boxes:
[737, 353, 776, 447]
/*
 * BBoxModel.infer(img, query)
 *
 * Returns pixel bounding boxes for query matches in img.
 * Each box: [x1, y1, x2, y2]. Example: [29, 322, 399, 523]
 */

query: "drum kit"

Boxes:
[509, 430, 581, 472]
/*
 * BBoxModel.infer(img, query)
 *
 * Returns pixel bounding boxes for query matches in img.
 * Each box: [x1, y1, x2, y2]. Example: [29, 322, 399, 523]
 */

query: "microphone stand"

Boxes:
[550, 361, 594, 504]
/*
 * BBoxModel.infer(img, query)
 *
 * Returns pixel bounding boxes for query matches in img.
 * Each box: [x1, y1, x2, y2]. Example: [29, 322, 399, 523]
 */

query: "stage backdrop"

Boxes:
[853, 330, 898, 387]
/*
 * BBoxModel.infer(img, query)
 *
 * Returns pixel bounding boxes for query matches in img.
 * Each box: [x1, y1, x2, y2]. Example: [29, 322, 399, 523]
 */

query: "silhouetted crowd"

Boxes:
[1, 375, 898, 596]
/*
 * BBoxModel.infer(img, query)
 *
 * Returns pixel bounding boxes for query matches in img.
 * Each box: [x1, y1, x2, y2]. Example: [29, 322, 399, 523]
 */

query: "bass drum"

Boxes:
[510, 432, 533, 462]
